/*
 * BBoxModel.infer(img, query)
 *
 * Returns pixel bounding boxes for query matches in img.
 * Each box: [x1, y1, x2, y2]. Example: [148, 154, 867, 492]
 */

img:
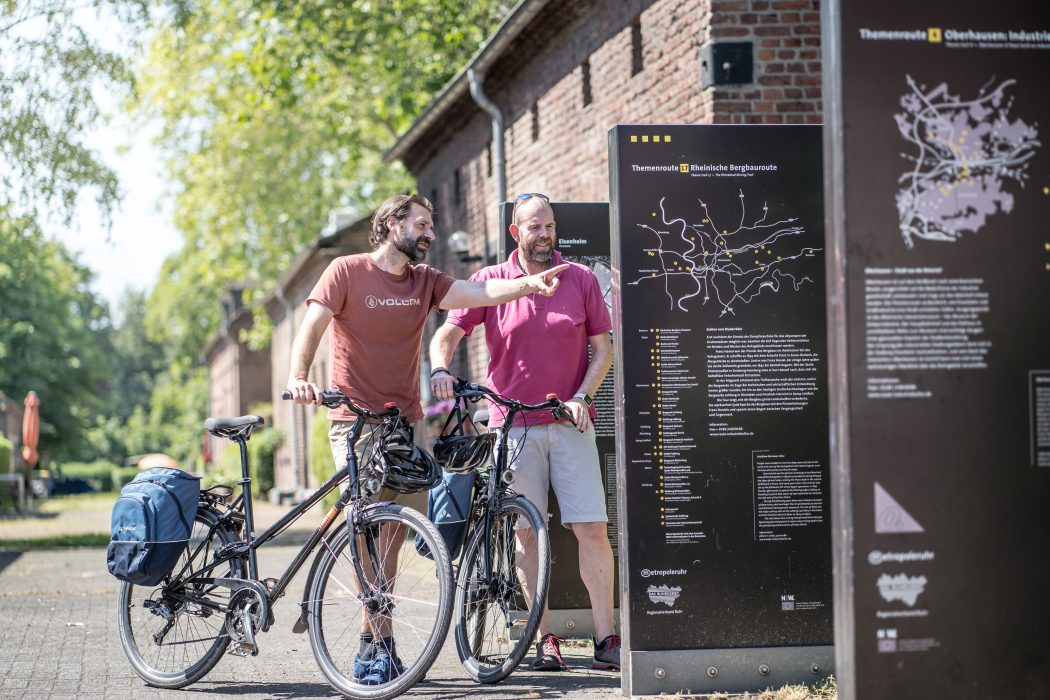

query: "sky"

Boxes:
[52, 115, 182, 315]
[44, 7, 183, 319]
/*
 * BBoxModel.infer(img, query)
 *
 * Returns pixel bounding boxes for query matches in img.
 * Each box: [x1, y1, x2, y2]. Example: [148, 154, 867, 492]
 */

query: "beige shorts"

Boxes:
[329, 420, 426, 513]
[501, 422, 608, 527]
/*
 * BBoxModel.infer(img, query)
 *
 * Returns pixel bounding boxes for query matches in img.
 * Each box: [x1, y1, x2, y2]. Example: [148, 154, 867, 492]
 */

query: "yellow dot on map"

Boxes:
[1044, 243, 1050, 251]
[777, 256, 782, 261]
[723, 229, 727, 234]
[760, 266, 766, 271]
[703, 219, 708, 223]
[1044, 186, 1049, 195]
[651, 212, 656, 217]
[767, 250, 772, 254]
[651, 272, 656, 276]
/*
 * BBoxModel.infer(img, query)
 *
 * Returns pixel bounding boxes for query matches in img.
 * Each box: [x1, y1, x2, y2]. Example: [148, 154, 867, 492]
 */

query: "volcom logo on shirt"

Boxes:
[365, 295, 421, 309]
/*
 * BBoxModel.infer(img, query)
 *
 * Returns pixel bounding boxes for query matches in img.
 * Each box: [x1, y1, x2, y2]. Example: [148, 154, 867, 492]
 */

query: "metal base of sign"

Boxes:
[625, 645, 834, 697]
[542, 608, 620, 640]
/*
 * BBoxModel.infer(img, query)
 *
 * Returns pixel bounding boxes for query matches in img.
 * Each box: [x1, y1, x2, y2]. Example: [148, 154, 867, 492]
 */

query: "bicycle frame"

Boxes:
[169, 411, 381, 617]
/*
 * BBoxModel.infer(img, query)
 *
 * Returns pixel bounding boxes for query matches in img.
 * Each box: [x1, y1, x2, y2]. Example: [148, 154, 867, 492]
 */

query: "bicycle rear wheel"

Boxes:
[307, 503, 453, 700]
[116, 506, 243, 688]
[454, 495, 550, 683]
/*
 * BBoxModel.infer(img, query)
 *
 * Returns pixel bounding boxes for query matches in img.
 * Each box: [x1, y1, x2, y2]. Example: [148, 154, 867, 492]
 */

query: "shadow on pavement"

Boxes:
[0, 551, 22, 574]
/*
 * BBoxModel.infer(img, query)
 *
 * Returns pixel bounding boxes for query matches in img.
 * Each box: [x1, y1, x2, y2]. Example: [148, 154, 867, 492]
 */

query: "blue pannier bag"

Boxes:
[107, 467, 201, 586]
[416, 470, 473, 560]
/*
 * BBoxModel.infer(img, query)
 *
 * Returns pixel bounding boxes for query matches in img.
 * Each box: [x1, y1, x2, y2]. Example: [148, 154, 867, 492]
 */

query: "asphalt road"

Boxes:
[0, 501, 624, 700]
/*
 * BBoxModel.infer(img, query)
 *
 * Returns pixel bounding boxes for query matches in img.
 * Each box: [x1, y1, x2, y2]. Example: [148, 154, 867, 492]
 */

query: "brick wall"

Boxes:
[409, 0, 821, 385]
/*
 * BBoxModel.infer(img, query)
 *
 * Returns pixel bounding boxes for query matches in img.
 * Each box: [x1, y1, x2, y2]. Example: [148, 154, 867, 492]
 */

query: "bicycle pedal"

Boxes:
[228, 640, 259, 657]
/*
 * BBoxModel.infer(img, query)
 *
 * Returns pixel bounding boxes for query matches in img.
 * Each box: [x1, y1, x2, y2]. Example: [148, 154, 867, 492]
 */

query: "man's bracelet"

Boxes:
[430, 367, 450, 378]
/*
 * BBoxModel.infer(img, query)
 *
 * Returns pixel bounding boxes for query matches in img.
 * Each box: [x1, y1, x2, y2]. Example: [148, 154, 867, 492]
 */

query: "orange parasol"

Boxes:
[21, 391, 39, 468]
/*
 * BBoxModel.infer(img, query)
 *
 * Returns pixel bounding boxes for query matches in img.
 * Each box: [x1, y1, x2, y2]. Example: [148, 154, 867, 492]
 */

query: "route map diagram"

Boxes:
[895, 75, 1040, 248]
[626, 191, 820, 316]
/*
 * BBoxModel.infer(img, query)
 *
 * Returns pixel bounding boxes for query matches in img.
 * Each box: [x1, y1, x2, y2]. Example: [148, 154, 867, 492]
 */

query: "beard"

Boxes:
[392, 224, 429, 263]
[521, 237, 554, 265]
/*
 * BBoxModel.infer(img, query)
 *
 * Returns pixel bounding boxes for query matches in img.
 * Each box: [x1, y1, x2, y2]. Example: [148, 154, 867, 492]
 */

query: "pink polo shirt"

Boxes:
[447, 250, 611, 428]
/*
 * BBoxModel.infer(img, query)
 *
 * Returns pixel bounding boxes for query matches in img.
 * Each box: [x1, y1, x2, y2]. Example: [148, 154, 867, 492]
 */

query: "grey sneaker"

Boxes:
[593, 634, 621, 670]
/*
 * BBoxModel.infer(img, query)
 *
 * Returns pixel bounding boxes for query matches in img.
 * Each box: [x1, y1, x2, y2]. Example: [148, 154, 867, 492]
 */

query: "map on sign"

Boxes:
[894, 75, 1040, 248]
[626, 191, 820, 316]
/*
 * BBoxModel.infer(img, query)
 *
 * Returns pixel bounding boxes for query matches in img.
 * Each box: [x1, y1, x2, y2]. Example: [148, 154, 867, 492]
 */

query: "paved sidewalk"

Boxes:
[0, 499, 624, 700]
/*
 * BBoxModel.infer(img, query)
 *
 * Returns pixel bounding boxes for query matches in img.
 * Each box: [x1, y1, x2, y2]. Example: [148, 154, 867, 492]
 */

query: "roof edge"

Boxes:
[385, 0, 550, 165]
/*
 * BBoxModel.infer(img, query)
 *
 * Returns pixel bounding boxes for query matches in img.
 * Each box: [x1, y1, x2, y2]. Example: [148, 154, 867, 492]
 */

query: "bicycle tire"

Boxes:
[454, 495, 550, 683]
[116, 505, 244, 688]
[307, 503, 453, 700]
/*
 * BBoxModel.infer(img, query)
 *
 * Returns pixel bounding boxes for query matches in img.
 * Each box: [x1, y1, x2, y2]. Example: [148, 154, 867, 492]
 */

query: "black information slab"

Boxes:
[827, 2, 1050, 697]
[608, 125, 832, 651]
[498, 201, 619, 615]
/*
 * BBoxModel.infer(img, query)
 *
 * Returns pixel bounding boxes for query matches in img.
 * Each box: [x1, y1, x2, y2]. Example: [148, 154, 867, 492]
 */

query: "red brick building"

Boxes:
[388, 0, 822, 378]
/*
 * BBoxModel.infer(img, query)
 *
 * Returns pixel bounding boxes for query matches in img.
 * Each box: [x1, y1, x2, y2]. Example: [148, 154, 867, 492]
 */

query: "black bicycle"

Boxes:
[434, 379, 568, 683]
[115, 390, 453, 700]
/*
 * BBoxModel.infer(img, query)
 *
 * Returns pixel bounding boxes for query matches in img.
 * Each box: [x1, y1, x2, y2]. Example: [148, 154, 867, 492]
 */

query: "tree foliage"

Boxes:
[0, 211, 113, 459]
[0, 0, 150, 226]
[137, 0, 512, 356]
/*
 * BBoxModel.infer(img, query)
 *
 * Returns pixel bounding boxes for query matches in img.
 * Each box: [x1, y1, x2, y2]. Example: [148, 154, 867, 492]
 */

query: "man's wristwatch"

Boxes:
[572, 391, 593, 407]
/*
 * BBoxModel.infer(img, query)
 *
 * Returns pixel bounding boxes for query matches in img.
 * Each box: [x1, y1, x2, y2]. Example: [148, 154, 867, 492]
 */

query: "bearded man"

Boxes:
[287, 193, 567, 685]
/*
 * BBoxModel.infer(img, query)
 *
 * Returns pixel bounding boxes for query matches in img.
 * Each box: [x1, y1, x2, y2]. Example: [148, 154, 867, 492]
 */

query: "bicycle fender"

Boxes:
[293, 520, 350, 634]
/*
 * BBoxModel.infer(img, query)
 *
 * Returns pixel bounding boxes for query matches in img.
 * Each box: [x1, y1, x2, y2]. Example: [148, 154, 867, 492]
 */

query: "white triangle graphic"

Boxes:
[874, 482, 924, 533]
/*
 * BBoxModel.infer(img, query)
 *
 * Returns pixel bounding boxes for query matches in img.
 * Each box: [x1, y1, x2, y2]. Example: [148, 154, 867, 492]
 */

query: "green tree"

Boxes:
[0, 211, 115, 459]
[136, 0, 512, 357]
[0, 0, 151, 226]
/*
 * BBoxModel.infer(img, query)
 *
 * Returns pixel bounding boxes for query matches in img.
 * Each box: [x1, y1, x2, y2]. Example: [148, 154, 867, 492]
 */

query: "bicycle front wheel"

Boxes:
[454, 495, 550, 683]
[307, 503, 453, 700]
[116, 506, 244, 688]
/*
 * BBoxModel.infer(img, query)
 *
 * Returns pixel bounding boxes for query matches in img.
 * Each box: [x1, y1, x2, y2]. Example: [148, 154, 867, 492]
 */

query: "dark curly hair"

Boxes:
[369, 194, 434, 249]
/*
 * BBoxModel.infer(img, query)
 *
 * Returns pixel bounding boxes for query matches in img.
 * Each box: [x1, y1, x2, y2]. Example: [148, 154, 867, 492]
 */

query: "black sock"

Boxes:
[359, 633, 374, 660]
[378, 636, 396, 659]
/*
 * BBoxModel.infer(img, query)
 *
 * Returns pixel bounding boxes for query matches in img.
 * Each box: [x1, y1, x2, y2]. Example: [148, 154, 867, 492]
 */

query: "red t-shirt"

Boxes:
[308, 254, 454, 422]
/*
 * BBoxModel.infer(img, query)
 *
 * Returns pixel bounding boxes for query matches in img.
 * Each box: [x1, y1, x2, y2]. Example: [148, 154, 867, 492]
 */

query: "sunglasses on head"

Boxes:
[514, 192, 549, 203]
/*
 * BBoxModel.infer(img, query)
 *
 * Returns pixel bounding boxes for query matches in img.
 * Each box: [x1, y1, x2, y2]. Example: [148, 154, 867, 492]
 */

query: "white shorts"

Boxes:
[501, 422, 608, 527]
[329, 420, 426, 513]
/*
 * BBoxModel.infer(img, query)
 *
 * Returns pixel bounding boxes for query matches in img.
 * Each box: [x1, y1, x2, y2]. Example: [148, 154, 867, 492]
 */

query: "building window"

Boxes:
[531, 101, 540, 142]
[454, 167, 462, 205]
[486, 141, 493, 178]
[582, 59, 593, 107]
[631, 15, 643, 76]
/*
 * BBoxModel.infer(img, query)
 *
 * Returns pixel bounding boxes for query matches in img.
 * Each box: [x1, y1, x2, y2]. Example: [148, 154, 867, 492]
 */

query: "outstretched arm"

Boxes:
[286, 302, 333, 405]
[439, 263, 569, 310]
[429, 323, 468, 401]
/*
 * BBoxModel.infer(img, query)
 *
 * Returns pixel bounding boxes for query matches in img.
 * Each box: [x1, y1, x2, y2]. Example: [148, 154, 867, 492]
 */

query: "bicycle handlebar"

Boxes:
[279, 389, 400, 420]
[452, 379, 572, 421]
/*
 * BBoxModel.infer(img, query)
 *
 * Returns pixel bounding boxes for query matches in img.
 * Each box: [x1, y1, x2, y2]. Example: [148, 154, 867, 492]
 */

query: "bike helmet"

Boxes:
[368, 420, 441, 494]
[434, 432, 495, 473]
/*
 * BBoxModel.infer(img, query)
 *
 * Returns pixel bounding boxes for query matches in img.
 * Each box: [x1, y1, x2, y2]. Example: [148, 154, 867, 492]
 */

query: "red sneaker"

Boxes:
[531, 633, 565, 671]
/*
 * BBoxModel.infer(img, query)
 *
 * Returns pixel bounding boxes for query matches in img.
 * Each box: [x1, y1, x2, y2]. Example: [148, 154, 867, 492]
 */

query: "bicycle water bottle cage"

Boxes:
[204, 415, 264, 441]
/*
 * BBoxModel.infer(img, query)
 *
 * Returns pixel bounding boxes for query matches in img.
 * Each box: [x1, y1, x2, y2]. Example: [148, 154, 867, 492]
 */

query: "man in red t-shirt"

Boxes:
[428, 193, 619, 673]
[287, 193, 567, 684]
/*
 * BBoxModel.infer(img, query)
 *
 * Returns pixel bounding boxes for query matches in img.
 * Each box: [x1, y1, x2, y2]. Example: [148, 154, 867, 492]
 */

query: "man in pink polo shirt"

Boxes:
[429, 193, 618, 672]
